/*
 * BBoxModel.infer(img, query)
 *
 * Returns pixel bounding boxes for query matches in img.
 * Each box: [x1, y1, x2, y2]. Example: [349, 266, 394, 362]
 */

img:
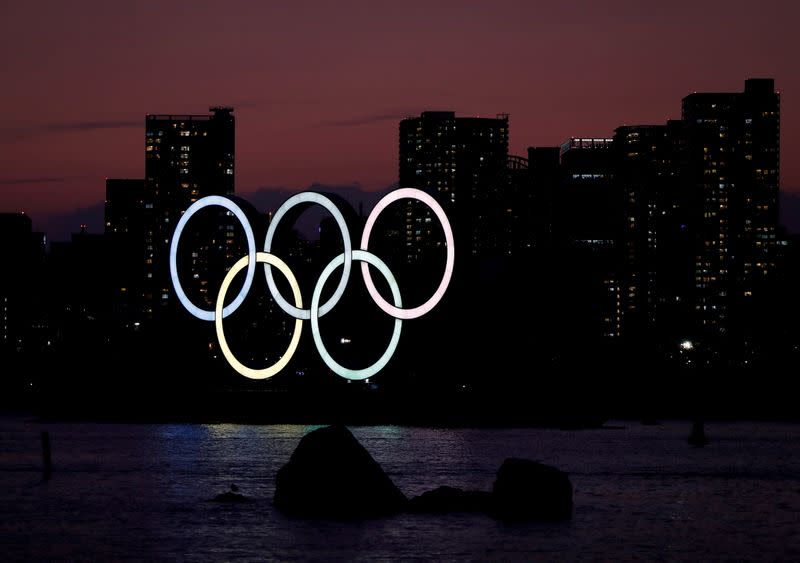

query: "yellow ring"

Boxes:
[215, 252, 303, 380]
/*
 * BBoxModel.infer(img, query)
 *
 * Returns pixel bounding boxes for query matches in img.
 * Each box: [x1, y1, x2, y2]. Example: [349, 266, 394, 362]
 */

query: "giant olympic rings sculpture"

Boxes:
[169, 188, 454, 381]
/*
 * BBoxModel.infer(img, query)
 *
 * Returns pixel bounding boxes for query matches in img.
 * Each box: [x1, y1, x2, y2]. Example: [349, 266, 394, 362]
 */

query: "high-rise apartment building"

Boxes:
[609, 79, 781, 361]
[557, 138, 622, 339]
[614, 122, 693, 344]
[681, 79, 780, 344]
[398, 111, 509, 261]
[142, 106, 235, 315]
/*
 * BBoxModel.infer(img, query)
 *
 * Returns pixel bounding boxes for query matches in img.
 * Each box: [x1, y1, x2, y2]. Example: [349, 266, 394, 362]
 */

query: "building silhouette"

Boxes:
[558, 138, 621, 339]
[105, 178, 145, 321]
[0, 213, 46, 357]
[524, 139, 622, 350]
[519, 79, 783, 368]
[0, 78, 794, 417]
[608, 79, 782, 363]
[527, 146, 560, 251]
[106, 179, 145, 237]
[398, 111, 509, 262]
[48, 226, 107, 330]
[143, 106, 235, 317]
[682, 79, 781, 356]
[614, 121, 693, 349]
[505, 154, 535, 258]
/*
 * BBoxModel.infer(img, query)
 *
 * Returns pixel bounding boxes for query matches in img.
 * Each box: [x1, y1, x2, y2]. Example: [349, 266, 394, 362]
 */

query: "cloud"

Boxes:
[43, 119, 140, 133]
[231, 96, 322, 110]
[0, 176, 74, 185]
[317, 110, 418, 128]
[0, 119, 140, 143]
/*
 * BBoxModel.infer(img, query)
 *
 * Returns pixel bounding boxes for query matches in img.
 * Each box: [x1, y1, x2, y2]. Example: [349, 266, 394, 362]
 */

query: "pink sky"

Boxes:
[1, 0, 797, 235]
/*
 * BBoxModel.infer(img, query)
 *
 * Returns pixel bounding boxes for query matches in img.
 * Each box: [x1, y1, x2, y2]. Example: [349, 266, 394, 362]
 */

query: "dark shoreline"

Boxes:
[5, 389, 800, 427]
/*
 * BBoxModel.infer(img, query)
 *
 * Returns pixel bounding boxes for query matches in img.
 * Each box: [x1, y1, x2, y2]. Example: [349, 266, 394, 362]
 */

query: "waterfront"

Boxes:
[1, 416, 798, 561]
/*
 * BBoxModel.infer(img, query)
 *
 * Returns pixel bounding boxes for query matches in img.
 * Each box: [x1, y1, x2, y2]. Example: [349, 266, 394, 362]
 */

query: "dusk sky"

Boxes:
[1, 0, 798, 238]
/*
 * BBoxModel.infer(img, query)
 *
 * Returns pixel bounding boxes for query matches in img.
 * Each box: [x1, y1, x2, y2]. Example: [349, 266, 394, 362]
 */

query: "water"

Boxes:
[1, 416, 799, 561]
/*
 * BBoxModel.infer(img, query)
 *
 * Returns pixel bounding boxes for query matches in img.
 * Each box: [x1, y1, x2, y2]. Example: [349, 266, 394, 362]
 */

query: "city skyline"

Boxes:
[1, 1, 799, 239]
[0, 75, 793, 416]
[4, 5, 800, 560]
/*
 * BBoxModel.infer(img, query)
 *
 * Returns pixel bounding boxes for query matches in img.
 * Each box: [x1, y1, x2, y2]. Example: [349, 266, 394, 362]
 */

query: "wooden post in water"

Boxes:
[41, 431, 52, 481]
[688, 419, 709, 447]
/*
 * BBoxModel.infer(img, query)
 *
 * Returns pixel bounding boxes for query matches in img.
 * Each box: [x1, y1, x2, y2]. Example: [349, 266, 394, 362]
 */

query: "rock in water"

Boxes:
[212, 483, 247, 503]
[492, 458, 573, 520]
[212, 491, 247, 503]
[274, 425, 407, 518]
[408, 486, 492, 514]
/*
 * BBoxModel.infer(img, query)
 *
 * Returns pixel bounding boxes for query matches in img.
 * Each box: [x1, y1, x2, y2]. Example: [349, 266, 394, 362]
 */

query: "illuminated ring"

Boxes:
[170, 195, 256, 321]
[215, 252, 303, 380]
[361, 188, 454, 319]
[264, 192, 352, 320]
[311, 250, 402, 381]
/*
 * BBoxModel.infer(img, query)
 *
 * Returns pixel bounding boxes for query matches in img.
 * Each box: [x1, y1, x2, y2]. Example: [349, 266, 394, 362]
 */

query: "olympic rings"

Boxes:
[170, 195, 256, 321]
[361, 188, 455, 320]
[311, 250, 402, 381]
[264, 192, 351, 320]
[170, 188, 454, 381]
[215, 252, 303, 380]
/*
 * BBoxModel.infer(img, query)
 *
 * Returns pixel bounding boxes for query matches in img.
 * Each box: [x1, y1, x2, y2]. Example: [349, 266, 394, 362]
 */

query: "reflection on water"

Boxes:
[201, 424, 315, 440]
[1, 416, 799, 560]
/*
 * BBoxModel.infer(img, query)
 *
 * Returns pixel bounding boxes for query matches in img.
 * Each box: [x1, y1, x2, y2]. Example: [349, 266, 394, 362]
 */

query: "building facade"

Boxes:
[557, 138, 622, 339]
[398, 111, 509, 262]
[142, 106, 235, 316]
[614, 122, 693, 347]
[681, 79, 780, 350]
[608, 79, 781, 362]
